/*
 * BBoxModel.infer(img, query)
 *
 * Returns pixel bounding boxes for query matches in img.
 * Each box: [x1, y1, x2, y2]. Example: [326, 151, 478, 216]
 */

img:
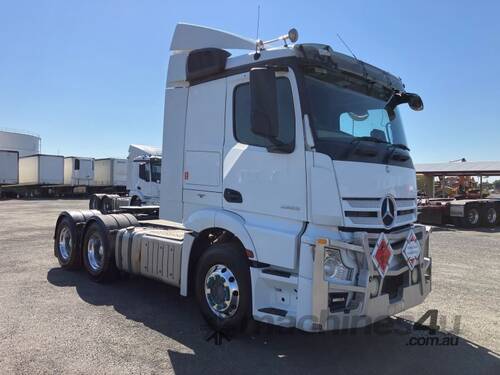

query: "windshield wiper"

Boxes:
[344, 136, 386, 158]
[351, 136, 389, 145]
[385, 143, 410, 163]
[389, 143, 410, 151]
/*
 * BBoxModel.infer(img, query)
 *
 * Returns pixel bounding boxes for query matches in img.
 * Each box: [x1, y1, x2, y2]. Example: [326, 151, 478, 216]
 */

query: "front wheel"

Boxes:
[195, 243, 252, 332]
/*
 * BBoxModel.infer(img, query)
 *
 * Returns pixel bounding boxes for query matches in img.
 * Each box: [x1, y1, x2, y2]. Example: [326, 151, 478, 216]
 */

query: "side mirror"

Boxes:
[407, 93, 424, 111]
[250, 67, 279, 139]
[385, 91, 424, 120]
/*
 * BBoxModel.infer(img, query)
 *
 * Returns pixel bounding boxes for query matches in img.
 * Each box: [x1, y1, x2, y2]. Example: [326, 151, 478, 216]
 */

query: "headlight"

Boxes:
[323, 248, 353, 281]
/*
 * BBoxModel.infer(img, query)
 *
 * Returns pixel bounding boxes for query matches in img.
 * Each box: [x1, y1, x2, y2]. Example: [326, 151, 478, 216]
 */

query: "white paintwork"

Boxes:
[308, 151, 343, 226]
[93, 158, 128, 186]
[64, 157, 94, 186]
[0, 130, 40, 157]
[19, 154, 64, 185]
[183, 78, 225, 192]
[160, 88, 188, 221]
[0, 150, 18, 185]
[334, 160, 417, 199]
[170, 23, 256, 52]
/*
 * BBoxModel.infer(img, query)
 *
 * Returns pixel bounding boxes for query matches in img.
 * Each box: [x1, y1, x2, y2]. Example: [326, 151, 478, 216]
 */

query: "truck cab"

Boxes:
[127, 144, 162, 205]
[160, 24, 430, 331]
[54, 24, 431, 333]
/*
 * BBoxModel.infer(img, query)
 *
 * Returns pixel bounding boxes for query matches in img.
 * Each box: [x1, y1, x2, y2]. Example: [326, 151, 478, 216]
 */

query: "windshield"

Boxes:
[303, 68, 411, 164]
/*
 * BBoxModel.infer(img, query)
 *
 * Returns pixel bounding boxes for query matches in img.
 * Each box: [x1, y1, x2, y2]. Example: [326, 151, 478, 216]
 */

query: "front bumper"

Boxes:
[308, 224, 432, 331]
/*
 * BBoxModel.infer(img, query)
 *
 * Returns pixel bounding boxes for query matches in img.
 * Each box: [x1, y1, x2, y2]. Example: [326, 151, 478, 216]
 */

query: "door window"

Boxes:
[233, 78, 295, 148]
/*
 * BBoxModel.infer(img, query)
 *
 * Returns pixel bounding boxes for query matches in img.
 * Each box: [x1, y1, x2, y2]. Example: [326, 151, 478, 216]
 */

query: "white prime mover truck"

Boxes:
[88, 145, 161, 213]
[127, 144, 162, 205]
[54, 24, 431, 333]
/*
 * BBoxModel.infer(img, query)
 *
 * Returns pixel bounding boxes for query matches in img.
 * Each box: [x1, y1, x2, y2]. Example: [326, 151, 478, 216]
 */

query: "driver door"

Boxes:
[222, 70, 307, 269]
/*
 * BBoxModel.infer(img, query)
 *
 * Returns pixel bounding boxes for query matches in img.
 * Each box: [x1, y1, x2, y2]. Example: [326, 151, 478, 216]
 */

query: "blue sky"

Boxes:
[1, 0, 499, 162]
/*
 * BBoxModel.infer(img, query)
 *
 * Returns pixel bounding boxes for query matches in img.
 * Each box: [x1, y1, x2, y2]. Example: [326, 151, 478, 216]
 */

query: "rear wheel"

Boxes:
[54, 217, 80, 269]
[89, 194, 104, 211]
[482, 206, 498, 227]
[460, 205, 480, 228]
[195, 242, 251, 332]
[82, 222, 117, 282]
[101, 195, 115, 214]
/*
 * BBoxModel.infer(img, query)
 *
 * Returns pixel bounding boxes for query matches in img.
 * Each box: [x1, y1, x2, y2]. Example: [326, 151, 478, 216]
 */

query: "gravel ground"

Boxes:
[0, 199, 498, 374]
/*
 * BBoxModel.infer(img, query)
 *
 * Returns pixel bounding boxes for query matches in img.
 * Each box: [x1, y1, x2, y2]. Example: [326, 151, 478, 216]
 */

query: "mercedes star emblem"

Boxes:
[381, 196, 396, 227]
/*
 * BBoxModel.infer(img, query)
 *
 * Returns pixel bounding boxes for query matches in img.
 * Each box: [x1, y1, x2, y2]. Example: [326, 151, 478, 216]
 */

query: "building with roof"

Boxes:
[415, 160, 500, 197]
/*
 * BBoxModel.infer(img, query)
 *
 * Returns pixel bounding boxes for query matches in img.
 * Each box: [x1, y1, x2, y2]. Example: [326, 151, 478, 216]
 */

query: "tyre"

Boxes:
[482, 205, 498, 227]
[82, 222, 118, 282]
[89, 194, 105, 210]
[195, 242, 252, 332]
[460, 204, 480, 228]
[101, 195, 116, 214]
[54, 216, 80, 269]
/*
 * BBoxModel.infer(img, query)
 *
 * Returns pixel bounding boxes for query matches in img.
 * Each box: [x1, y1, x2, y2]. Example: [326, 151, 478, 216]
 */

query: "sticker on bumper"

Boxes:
[402, 229, 421, 270]
[371, 233, 394, 278]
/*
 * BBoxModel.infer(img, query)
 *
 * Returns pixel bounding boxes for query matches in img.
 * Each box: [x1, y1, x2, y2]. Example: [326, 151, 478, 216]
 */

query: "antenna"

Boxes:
[256, 5, 261, 40]
[336, 33, 358, 61]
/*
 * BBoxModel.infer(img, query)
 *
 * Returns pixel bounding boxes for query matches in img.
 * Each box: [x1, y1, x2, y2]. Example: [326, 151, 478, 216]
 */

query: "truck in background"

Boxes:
[88, 145, 161, 214]
[53, 23, 431, 333]
[0, 150, 19, 185]
[127, 144, 161, 206]
[418, 194, 500, 228]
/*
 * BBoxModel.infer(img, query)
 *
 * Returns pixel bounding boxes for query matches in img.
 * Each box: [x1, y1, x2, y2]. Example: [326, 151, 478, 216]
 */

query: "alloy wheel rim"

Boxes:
[58, 226, 72, 261]
[87, 233, 104, 271]
[204, 264, 240, 319]
[468, 209, 479, 225]
[487, 208, 497, 224]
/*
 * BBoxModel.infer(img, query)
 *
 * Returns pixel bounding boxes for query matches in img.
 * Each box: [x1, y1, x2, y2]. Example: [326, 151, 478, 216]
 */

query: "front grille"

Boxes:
[342, 197, 417, 228]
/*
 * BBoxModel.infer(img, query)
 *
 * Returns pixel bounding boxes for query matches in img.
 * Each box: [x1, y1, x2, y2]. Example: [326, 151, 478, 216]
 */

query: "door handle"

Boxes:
[224, 188, 243, 203]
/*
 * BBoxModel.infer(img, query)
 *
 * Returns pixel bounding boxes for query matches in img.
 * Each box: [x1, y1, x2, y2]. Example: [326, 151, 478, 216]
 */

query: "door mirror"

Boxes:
[385, 92, 424, 120]
[250, 67, 279, 139]
[407, 93, 424, 111]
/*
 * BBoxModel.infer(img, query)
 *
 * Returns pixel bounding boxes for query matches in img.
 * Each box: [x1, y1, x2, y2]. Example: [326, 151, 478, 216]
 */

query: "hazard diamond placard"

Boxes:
[371, 233, 394, 278]
[402, 229, 421, 271]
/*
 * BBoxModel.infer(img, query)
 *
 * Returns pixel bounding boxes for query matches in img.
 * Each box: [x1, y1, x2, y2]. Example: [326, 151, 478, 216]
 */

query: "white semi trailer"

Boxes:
[54, 24, 431, 333]
[64, 157, 94, 186]
[93, 158, 128, 187]
[0, 150, 19, 185]
[19, 154, 64, 185]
